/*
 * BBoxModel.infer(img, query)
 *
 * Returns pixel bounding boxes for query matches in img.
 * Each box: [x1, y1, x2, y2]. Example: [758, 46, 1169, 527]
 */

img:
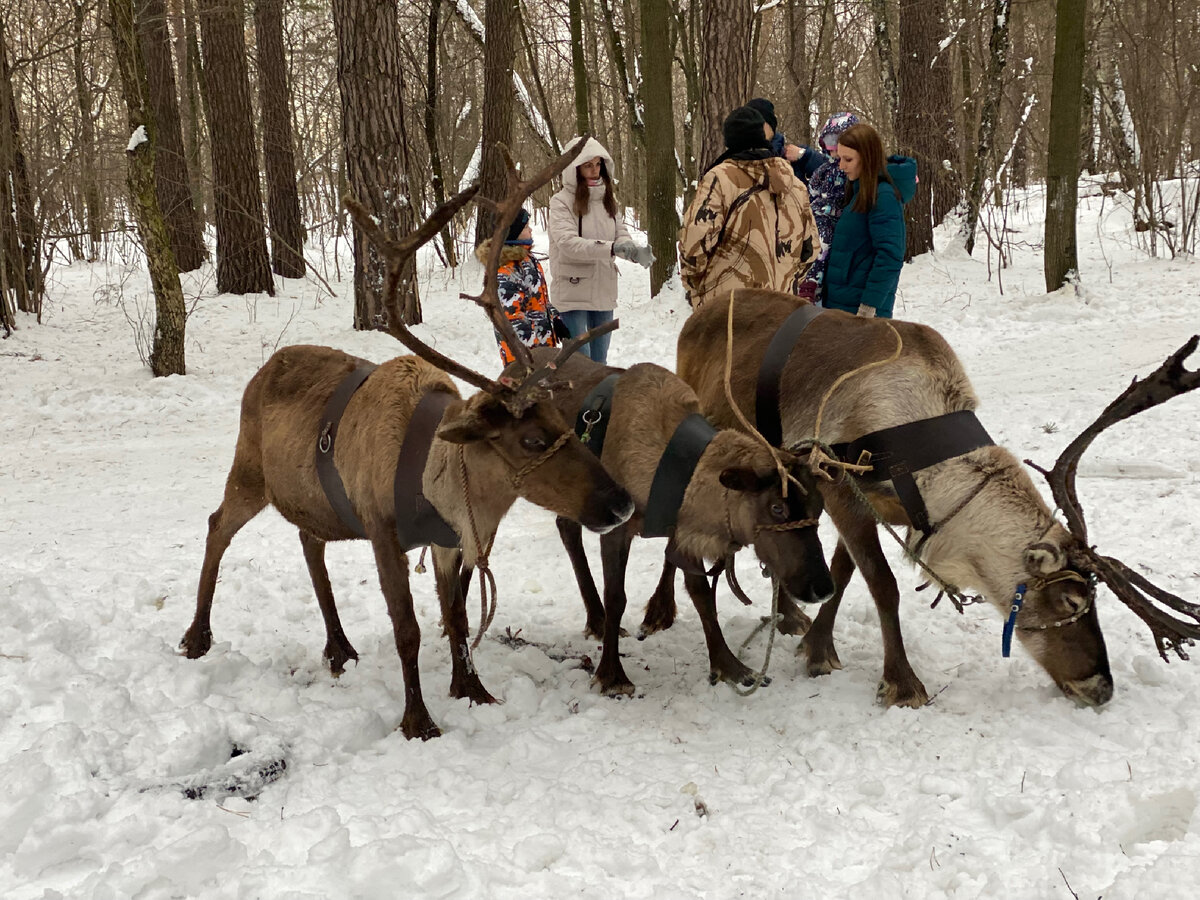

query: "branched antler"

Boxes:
[344, 187, 504, 396]
[1027, 335, 1200, 660]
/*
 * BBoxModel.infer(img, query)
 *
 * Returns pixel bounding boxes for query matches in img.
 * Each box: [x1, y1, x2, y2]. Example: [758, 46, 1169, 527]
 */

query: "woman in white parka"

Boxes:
[548, 137, 653, 364]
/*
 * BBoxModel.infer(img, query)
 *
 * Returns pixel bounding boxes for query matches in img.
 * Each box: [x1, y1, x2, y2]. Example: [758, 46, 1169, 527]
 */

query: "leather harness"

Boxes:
[573, 373, 717, 540]
[316, 366, 459, 549]
[753, 306, 996, 538]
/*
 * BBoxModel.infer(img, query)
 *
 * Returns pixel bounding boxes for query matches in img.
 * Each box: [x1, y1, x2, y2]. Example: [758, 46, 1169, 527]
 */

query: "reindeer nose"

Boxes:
[1062, 673, 1114, 707]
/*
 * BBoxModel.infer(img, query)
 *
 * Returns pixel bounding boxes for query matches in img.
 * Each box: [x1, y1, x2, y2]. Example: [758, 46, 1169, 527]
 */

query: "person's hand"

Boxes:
[615, 241, 655, 268]
[784, 144, 802, 163]
[856, 304, 876, 318]
[552, 316, 571, 341]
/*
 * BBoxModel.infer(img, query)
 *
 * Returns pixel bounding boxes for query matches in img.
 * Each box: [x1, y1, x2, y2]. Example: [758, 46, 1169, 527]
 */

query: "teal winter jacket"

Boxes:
[822, 155, 917, 318]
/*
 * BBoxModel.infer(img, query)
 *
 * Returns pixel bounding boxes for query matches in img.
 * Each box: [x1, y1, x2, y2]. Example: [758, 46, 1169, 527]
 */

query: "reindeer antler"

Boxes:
[344, 187, 505, 397]
[1027, 335, 1200, 660]
[345, 136, 618, 416]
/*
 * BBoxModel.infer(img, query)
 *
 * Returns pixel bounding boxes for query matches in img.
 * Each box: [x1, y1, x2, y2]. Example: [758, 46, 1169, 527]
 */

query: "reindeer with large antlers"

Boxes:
[662, 289, 1191, 709]
[180, 140, 634, 740]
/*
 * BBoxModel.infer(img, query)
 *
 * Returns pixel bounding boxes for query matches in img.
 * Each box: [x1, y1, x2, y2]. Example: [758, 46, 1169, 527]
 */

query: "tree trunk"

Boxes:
[474, 0, 517, 246]
[897, 0, 960, 258]
[175, 0, 206, 224]
[1044, 0, 1089, 292]
[640, 0, 678, 295]
[73, 0, 104, 261]
[698, 0, 754, 173]
[961, 0, 1011, 255]
[569, 0, 589, 135]
[139, 0, 206, 272]
[0, 15, 44, 324]
[197, 0, 274, 295]
[868, 0, 899, 137]
[1092, 0, 1137, 191]
[332, 0, 422, 326]
[107, 0, 188, 375]
[424, 0, 456, 265]
[255, 0, 306, 278]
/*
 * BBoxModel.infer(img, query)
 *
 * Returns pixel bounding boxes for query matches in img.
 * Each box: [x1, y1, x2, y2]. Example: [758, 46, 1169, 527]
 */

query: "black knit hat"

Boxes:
[504, 207, 531, 244]
[746, 97, 777, 133]
[722, 106, 771, 153]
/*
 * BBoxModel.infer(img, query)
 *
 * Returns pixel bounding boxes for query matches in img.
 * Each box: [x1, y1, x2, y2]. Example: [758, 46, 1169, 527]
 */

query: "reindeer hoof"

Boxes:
[400, 717, 442, 741]
[180, 626, 212, 659]
[798, 639, 842, 677]
[451, 674, 499, 706]
[875, 678, 929, 708]
[324, 641, 359, 677]
[775, 609, 813, 636]
[594, 674, 635, 697]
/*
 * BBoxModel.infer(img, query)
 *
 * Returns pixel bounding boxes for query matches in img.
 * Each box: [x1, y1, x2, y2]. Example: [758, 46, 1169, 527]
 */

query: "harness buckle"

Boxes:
[580, 409, 602, 444]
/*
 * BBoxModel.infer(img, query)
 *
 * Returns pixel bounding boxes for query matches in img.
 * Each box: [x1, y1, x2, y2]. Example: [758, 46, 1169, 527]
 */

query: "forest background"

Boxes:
[2, 0, 1197, 370]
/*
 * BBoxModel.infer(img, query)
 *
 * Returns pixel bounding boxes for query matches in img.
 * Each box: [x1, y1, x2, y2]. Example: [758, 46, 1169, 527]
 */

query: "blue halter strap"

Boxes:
[1001, 583, 1027, 658]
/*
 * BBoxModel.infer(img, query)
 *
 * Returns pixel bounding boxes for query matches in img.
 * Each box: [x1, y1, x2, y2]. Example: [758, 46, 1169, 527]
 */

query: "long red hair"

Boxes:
[838, 123, 897, 213]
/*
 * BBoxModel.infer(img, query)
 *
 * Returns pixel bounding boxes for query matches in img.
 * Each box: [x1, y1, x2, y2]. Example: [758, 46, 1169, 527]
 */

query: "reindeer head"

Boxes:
[343, 136, 634, 535]
[1026, 335, 1200, 684]
[712, 441, 835, 606]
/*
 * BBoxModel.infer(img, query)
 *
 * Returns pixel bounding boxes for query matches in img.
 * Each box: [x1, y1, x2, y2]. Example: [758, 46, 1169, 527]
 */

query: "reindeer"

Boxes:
[180, 144, 635, 740]
[661, 289, 1198, 709]
[533, 350, 834, 695]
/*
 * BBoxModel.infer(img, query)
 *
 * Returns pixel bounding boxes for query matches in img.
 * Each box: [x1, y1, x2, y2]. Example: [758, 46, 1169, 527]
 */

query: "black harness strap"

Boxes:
[394, 390, 461, 551]
[316, 363, 379, 539]
[574, 373, 621, 458]
[755, 303, 824, 446]
[832, 410, 995, 535]
[643, 413, 718, 539]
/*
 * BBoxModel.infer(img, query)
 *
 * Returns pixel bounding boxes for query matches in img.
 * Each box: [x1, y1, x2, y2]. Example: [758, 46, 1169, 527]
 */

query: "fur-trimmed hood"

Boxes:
[560, 136, 616, 192]
[474, 238, 532, 266]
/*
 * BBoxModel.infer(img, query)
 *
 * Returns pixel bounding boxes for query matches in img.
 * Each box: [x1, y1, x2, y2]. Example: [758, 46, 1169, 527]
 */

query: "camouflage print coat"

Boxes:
[678, 155, 820, 310]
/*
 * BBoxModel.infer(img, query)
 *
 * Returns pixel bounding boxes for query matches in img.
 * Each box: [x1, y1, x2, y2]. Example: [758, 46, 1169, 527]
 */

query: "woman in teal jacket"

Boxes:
[821, 123, 917, 319]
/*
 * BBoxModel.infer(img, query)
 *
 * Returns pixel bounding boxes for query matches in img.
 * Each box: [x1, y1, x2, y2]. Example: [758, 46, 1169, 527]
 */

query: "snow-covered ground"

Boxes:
[2, 184, 1199, 899]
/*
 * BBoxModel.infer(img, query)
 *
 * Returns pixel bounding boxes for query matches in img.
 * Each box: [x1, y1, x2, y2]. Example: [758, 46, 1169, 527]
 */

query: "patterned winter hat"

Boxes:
[818, 112, 860, 151]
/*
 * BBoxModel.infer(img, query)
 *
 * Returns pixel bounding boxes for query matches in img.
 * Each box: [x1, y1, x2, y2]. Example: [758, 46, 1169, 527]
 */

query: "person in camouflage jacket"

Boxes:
[678, 106, 821, 310]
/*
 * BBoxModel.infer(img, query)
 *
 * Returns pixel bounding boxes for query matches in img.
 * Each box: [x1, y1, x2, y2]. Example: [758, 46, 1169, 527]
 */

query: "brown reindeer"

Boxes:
[180, 144, 635, 740]
[669, 288, 1136, 708]
[536, 350, 833, 694]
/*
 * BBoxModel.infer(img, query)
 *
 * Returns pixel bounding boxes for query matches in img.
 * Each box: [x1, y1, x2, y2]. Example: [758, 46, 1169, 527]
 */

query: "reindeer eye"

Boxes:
[769, 502, 787, 520]
[520, 435, 547, 452]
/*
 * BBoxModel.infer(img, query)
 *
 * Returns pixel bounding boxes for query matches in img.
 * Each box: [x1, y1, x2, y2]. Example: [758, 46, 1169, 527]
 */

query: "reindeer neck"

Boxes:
[424, 437, 516, 567]
[674, 432, 749, 561]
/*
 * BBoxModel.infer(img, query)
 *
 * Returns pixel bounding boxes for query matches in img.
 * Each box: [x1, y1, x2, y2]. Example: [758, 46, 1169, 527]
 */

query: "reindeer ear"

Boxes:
[1024, 541, 1065, 575]
[437, 404, 505, 444]
[719, 468, 773, 493]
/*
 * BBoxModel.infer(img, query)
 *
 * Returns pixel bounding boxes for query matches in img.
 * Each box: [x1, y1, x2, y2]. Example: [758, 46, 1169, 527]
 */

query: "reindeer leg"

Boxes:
[594, 524, 636, 696]
[369, 529, 440, 740]
[182, 457, 266, 659]
[682, 569, 763, 688]
[825, 503, 927, 708]
[298, 531, 358, 676]
[434, 546, 497, 706]
[639, 558, 678, 638]
[556, 516, 607, 639]
[799, 539, 853, 676]
[773, 591, 814, 637]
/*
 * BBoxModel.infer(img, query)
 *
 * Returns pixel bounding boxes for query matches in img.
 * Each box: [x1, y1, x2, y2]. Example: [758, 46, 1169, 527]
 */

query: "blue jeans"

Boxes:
[558, 309, 614, 364]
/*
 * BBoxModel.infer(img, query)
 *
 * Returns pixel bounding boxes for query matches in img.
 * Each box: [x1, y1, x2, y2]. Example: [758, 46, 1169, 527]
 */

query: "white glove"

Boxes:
[614, 241, 655, 268]
[856, 304, 876, 318]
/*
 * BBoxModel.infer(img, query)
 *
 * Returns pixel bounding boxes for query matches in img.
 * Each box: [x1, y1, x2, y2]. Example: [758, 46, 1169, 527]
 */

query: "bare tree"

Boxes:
[698, 0, 754, 172]
[140, 0, 206, 272]
[961, 0, 1011, 255]
[255, 0, 305, 278]
[107, 0, 188, 374]
[1044, 0, 1087, 291]
[568, 0, 589, 135]
[332, 0, 422, 325]
[641, 0, 677, 294]
[197, 0, 274, 294]
[0, 14, 44, 327]
[72, 0, 104, 260]
[474, 0, 517, 246]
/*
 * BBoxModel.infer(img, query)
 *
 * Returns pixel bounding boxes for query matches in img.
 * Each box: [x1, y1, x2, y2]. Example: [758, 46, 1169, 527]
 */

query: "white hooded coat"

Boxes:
[547, 137, 632, 312]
